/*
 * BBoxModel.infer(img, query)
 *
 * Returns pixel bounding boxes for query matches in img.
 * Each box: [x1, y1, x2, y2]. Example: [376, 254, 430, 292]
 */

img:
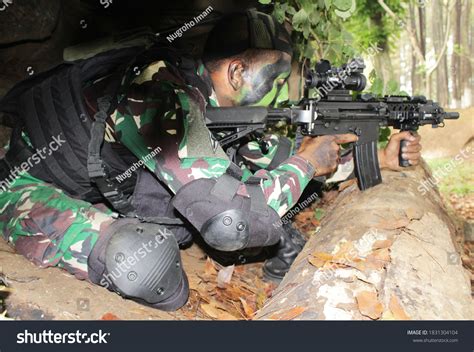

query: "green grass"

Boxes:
[426, 158, 474, 196]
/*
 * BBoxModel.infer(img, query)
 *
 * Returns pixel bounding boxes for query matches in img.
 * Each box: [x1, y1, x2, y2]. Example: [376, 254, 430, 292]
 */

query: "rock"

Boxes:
[0, 0, 61, 45]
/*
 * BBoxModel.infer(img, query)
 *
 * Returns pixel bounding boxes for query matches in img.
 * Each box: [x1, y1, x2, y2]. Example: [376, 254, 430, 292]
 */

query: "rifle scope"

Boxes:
[305, 58, 367, 92]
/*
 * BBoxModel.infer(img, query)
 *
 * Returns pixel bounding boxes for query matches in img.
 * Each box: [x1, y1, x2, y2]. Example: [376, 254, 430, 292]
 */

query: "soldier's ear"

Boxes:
[228, 59, 246, 91]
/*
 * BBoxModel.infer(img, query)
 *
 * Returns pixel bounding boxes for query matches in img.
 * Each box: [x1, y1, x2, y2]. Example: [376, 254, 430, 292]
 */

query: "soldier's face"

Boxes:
[237, 52, 291, 107]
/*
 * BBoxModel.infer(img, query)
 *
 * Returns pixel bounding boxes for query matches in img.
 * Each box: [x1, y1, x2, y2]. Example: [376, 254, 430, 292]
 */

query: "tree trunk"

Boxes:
[371, 11, 394, 88]
[460, 0, 472, 107]
[432, 1, 449, 106]
[409, 2, 421, 94]
[451, 0, 462, 107]
[471, 1, 474, 105]
[256, 165, 473, 320]
[373, 50, 395, 88]
[419, 4, 428, 94]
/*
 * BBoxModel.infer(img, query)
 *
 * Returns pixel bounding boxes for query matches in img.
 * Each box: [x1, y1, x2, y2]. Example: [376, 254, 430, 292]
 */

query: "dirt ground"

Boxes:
[0, 240, 279, 320]
[0, 107, 472, 320]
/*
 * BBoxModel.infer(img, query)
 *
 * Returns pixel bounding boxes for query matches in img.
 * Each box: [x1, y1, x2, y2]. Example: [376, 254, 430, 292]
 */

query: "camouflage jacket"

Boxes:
[104, 58, 315, 217]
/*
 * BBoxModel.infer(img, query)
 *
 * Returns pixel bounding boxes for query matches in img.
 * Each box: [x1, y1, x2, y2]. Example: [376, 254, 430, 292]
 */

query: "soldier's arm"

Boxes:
[114, 78, 313, 218]
[238, 134, 291, 170]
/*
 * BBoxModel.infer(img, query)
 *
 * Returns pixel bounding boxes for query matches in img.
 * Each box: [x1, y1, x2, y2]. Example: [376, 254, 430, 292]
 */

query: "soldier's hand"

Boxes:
[379, 131, 422, 170]
[297, 134, 358, 176]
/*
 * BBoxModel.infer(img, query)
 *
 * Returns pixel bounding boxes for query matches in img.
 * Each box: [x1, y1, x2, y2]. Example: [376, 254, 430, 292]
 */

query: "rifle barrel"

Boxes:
[445, 112, 460, 119]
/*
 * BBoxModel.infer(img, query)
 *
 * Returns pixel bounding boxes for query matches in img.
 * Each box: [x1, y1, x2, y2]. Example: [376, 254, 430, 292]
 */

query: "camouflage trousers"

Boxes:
[0, 171, 115, 280]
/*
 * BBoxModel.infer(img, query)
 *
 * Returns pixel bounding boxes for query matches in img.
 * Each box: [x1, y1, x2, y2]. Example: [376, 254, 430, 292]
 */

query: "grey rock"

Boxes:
[0, 0, 61, 45]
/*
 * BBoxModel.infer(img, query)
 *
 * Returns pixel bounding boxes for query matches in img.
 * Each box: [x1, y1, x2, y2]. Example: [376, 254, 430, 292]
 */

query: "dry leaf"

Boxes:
[344, 258, 367, 272]
[388, 295, 410, 320]
[309, 242, 364, 271]
[100, 313, 120, 320]
[217, 265, 235, 288]
[312, 252, 334, 261]
[381, 310, 396, 320]
[201, 303, 239, 320]
[204, 257, 218, 277]
[372, 240, 393, 250]
[374, 217, 410, 230]
[269, 306, 306, 320]
[240, 297, 256, 319]
[365, 248, 391, 270]
[234, 265, 245, 274]
[334, 241, 356, 257]
[339, 178, 357, 191]
[308, 252, 334, 268]
[356, 291, 383, 320]
[220, 285, 250, 302]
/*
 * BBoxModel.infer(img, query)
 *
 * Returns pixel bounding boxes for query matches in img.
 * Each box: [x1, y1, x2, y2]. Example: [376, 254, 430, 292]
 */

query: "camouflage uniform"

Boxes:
[0, 58, 314, 280]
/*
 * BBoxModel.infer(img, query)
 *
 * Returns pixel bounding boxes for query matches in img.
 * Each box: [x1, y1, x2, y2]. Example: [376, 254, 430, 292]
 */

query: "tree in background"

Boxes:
[344, 0, 405, 89]
[261, 0, 357, 64]
[262, 0, 472, 108]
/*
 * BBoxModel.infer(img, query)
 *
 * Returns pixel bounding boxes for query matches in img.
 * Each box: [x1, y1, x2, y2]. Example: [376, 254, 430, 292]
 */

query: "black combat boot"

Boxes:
[263, 223, 306, 281]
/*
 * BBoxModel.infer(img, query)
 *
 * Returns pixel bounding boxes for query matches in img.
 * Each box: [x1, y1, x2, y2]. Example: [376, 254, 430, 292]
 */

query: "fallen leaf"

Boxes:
[100, 313, 120, 320]
[269, 306, 306, 320]
[339, 178, 357, 191]
[372, 239, 393, 250]
[312, 252, 334, 261]
[204, 257, 218, 277]
[234, 265, 246, 274]
[374, 217, 410, 230]
[365, 248, 391, 270]
[388, 295, 410, 320]
[239, 297, 256, 319]
[217, 265, 235, 288]
[356, 291, 383, 320]
[381, 310, 396, 320]
[220, 285, 250, 301]
[308, 252, 334, 268]
[201, 303, 239, 320]
[333, 241, 358, 261]
[310, 218, 320, 226]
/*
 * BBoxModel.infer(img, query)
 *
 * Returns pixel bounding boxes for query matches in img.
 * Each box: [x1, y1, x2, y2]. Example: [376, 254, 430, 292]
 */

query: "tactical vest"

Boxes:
[0, 44, 210, 222]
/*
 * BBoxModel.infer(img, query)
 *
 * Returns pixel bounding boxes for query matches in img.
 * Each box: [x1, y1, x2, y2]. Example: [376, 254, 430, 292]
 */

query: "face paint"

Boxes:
[238, 54, 291, 107]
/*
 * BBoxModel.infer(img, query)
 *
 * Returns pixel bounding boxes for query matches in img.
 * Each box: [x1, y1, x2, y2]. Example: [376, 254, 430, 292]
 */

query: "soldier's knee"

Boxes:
[88, 218, 189, 311]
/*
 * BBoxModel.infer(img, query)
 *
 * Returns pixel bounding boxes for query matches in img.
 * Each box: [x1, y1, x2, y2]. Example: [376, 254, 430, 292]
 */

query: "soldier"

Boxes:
[0, 10, 422, 311]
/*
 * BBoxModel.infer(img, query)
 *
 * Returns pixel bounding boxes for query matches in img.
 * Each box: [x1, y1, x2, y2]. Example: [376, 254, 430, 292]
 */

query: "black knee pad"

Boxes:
[100, 222, 189, 311]
[172, 177, 284, 252]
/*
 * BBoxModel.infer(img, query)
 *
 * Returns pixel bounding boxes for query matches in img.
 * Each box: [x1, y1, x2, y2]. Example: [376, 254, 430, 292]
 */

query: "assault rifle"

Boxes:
[205, 58, 459, 190]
